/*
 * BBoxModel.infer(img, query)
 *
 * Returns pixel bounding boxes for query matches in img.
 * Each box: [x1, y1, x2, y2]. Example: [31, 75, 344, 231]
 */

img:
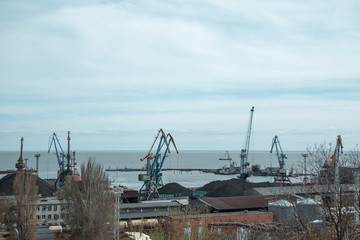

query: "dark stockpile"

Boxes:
[158, 178, 279, 198]
[198, 178, 277, 197]
[0, 173, 55, 197]
[158, 182, 192, 195]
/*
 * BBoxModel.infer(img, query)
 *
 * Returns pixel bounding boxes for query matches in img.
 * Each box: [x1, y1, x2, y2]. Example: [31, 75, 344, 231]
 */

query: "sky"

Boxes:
[1, 0, 360, 151]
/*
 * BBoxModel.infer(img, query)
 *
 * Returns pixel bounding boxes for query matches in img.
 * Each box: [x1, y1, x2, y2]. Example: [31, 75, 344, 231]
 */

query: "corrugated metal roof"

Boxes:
[199, 196, 268, 211]
[167, 210, 270, 219]
[120, 201, 179, 209]
[119, 211, 170, 220]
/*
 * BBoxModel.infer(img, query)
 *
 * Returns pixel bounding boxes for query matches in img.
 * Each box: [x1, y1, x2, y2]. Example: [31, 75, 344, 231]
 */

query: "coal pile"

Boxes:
[158, 182, 192, 195]
[198, 178, 276, 197]
[0, 173, 55, 197]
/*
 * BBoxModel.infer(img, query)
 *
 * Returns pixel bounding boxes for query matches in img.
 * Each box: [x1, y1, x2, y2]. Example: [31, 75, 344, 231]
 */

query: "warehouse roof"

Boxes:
[199, 195, 268, 211]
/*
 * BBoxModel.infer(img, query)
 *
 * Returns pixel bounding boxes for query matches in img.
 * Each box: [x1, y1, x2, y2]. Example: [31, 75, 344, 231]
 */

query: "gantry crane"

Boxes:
[270, 135, 291, 183]
[139, 129, 178, 200]
[48, 131, 74, 188]
[238, 106, 254, 180]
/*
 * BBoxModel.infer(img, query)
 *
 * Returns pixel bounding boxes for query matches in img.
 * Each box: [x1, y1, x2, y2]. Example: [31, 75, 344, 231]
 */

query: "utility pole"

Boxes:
[301, 153, 308, 184]
[114, 187, 123, 240]
[24, 158, 28, 169]
[301, 154, 308, 176]
[67, 131, 71, 174]
[34, 153, 41, 174]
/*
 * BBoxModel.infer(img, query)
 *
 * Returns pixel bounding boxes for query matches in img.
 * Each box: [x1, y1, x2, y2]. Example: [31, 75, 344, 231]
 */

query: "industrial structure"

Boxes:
[138, 129, 179, 200]
[322, 135, 343, 185]
[48, 131, 77, 189]
[214, 151, 239, 175]
[238, 106, 254, 180]
[15, 137, 26, 171]
[270, 135, 291, 183]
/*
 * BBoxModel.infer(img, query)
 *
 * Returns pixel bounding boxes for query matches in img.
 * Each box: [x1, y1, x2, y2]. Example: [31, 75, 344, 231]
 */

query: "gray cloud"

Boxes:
[1, 0, 360, 150]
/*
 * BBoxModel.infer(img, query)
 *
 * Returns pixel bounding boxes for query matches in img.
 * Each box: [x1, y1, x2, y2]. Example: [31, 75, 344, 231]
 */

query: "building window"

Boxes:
[37, 215, 40, 220]
[48, 206, 52, 211]
[54, 205, 57, 211]
[184, 227, 191, 236]
[54, 214, 59, 220]
[42, 215, 45, 220]
[48, 215, 51, 220]
[42, 206, 46, 211]
[37, 206, 40, 211]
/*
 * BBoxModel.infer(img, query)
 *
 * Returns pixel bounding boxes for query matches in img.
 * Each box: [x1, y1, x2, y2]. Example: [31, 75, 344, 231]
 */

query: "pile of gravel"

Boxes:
[158, 182, 192, 195]
[0, 173, 55, 197]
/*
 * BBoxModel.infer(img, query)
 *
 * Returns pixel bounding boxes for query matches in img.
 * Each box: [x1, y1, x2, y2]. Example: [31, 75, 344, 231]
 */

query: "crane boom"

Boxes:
[331, 135, 343, 168]
[270, 135, 291, 183]
[238, 106, 254, 179]
[48, 132, 73, 189]
[270, 135, 287, 170]
[140, 129, 166, 161]
[48, 133, 65, 168]
[323, 135, 343, 169]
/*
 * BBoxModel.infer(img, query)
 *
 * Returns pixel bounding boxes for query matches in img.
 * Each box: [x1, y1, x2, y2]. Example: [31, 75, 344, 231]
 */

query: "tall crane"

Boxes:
[15, 137, 26, 171]
[270, 135, 290, 183]
[139, 129, 178, 200]
[48, 131, 73, 188]
[323, 135, 343, 184]
[238, 106, 254, 180]
[324, 135, 343, 169]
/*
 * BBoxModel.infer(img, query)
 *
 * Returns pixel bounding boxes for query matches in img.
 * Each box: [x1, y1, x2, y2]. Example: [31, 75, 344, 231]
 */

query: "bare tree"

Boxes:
[273, 142, 360, 240]
[307, 142, 360, 240]
[13, 171, 39, 240]
[61, 158, 115, 240]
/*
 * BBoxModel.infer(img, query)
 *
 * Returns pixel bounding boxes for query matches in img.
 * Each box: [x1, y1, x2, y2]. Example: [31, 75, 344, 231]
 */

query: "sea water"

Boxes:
[0, 150, 307, 190]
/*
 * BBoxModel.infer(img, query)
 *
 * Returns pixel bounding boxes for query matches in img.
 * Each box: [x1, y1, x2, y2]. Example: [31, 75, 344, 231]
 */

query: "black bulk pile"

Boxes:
[0, 173, 55, 197]
[158, 179, 279, 198]
[158, 182, 192, 195]
[197, 178, 276, 197]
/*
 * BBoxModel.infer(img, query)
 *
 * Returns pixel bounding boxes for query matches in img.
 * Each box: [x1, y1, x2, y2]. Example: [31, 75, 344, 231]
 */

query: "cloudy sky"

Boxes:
[1, 0, 359, 151]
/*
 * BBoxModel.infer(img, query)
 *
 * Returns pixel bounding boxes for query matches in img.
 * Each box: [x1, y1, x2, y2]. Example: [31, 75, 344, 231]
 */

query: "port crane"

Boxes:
[238, 106, 254, 180]
[139, 129, 178, 200]
[323, 135, 343, 184]
[323, 135, 343, 169]
[48, 131, 74, 188]
[270, 135, 291, 183]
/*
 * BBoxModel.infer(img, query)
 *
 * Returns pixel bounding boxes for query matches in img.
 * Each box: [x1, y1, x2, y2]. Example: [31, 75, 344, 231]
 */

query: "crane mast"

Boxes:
[270, 135, 290, 183]
[238, 106, 254, 180]
[15, 137, 25, 171]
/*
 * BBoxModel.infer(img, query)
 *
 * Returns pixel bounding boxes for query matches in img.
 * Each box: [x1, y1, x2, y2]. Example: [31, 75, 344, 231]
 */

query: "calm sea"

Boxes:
[0, 151, 307, 190]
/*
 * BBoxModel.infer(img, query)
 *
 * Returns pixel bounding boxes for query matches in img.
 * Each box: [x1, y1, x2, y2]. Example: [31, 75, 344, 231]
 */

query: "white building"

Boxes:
[36, 197, 64, 226]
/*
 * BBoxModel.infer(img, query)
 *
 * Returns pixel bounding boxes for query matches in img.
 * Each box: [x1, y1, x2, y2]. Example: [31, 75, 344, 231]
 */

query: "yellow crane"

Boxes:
[323, 135, 343, 169]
